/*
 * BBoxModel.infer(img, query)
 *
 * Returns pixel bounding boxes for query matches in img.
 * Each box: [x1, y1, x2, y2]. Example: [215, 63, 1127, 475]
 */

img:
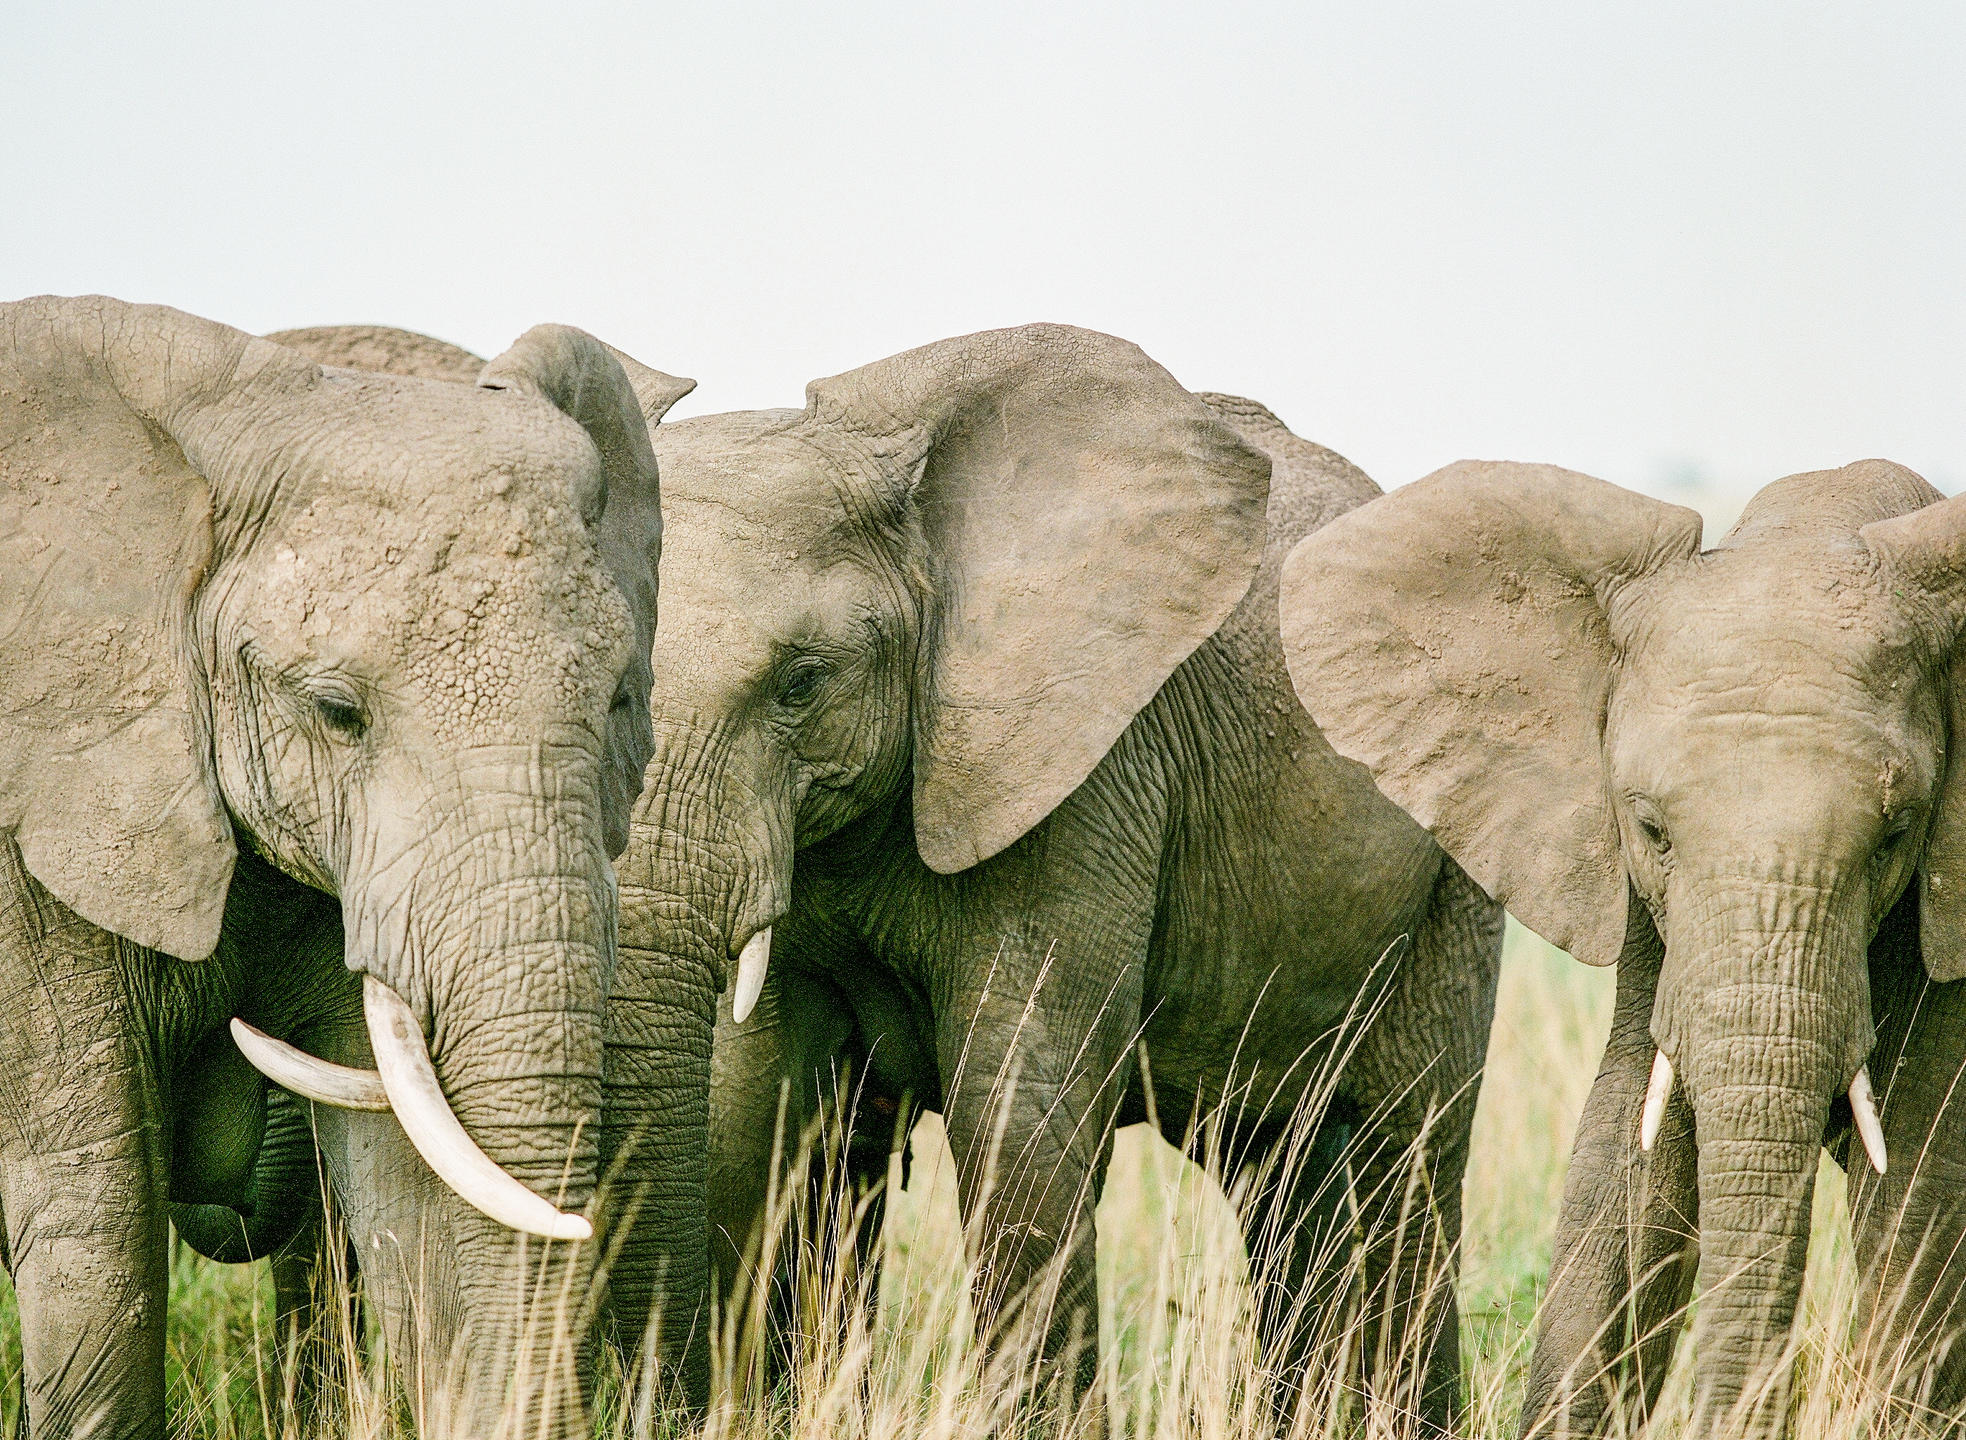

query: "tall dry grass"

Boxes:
[0, 924, 1908, 1436]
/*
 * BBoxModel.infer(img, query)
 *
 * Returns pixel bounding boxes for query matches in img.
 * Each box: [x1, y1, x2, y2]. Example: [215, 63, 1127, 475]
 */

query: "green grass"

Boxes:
[0, 924, 1883, 1436]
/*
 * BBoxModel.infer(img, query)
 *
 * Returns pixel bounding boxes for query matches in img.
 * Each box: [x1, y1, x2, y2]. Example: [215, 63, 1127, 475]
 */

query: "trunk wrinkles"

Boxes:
[1654, 860, 1874, 1433]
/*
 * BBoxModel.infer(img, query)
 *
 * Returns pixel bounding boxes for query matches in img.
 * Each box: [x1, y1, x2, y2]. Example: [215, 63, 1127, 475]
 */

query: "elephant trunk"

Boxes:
[1652, 866, 1875, 1434]
[343, 759, 615, 1438]
[602, 718, 789, 1407]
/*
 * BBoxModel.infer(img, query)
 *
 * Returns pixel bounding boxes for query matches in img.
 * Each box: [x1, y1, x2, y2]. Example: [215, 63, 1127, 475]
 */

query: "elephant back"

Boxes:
[1194, 394, 1381, 700]
[267, 325, 484, 382]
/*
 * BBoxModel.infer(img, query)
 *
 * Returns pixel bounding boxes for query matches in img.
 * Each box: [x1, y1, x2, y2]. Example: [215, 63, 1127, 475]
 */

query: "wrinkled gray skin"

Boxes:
[0, 297, 663, 1439]
[1280, 461, 1966, 1436]
[621, 331, 1505, 1430]
[207, 324, 716, 1410]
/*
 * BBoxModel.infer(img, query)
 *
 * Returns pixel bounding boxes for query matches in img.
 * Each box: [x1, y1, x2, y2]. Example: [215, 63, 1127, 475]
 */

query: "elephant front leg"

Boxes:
[0, 856, 171, 1440]
[1337, 859, 1504, 1435]
[931, 900, 1149, 1416]
[1848, 929, 1966, 1424]
[1520, 905, 1699, 1440]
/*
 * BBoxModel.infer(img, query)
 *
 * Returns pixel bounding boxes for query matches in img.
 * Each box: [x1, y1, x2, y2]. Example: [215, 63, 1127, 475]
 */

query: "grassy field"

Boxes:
[0, 924, 1876, 1436]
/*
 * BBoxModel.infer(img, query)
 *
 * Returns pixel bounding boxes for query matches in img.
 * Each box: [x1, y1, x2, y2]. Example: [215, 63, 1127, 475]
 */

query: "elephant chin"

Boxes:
[230, 978, 594, 1242]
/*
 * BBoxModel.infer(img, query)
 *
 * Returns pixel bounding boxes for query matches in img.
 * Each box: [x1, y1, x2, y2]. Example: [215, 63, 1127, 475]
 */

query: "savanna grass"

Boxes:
[0, 925, 1895, 1437]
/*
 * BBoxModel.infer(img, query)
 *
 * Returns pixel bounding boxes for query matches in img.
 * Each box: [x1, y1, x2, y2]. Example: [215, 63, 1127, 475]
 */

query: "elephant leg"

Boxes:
[262, 1211, 359, 1426]
[168, 1067, 343, 1423]
[0, 853, 169, 1440]
[707, 958, 860, 1389]
[1519, 902, 1700, 1440]
[1336, 858, 1502, 1434]
[929, 846, 1152, 1416]
[1220, 1106, 1355, 1422]
[839, 1068, 915, 1316]
[1849, 906, 1966, 1425]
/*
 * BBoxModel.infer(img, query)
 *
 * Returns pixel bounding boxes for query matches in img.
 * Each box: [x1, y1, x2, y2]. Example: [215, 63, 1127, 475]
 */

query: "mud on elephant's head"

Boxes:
[0, 296, 672, 1429]
[1277, 457, 1966, 1428]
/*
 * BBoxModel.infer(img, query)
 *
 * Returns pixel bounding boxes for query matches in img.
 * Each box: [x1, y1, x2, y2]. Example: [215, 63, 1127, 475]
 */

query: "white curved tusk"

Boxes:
[362, 976, 593, 1241]
[1850, 1065, 1889, 1176]
[732, 926, 771, 1025]
[230, 1019, 392, 1111]
[1640, 1049, 1674, 1153]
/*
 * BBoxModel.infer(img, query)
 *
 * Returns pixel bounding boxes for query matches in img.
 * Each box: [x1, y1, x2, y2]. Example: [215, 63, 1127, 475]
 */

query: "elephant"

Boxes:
[174, 320, 716, 1414]
[0, 296, 673, 1438]
[1277, 458, 1966, 1435]
[615, 329, 1507, 1430]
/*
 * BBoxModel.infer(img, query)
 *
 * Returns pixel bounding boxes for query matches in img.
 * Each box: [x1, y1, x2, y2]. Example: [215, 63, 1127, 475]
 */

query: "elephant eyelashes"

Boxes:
[313, 695, 369, 740]
[297, 682, 369, 742]
[771, 657, 831, 711]
[1873, 811, 1919, 869]
[1630, 801, 1671, 859]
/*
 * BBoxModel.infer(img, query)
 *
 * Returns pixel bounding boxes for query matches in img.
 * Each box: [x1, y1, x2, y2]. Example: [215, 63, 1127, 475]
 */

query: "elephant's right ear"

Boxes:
[1278, 462, 1702, 966]
[0, 296, 247, 959]
[1861, 485, 1966, 983]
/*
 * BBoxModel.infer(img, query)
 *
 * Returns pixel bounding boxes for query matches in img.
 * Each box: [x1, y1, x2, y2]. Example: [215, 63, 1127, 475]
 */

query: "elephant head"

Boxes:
[603, 323, 1267, 1341]
[260, 321, 710, 1409]
[0, 296, 667, 1434]
[1277, 457, 1966, 1430]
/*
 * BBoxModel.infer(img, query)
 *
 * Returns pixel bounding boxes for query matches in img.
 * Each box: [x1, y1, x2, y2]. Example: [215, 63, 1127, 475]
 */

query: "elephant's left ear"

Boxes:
[805, 324, 1272, 874]
[479, 327, 684, 857]
[605, 345, 696, 425]
[1862, 477, 1966, 983]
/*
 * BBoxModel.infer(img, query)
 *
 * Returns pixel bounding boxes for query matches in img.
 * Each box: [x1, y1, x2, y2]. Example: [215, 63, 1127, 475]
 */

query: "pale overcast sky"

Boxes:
[6, 3, 1961, 530]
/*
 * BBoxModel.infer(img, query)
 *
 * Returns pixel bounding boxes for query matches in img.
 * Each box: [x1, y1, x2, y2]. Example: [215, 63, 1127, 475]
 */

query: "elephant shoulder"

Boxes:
[1196, 393, 1380, 552]
[1156, 398, 1381, 744]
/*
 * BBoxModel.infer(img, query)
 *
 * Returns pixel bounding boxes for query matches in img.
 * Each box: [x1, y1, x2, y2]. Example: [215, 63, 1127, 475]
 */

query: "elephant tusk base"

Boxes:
[733, 926, 771, 1024]
[1850, 1065, 1888, 1175]
[230, 1018, 393, 1111]
[363, 976, 593, 1241]
[1640, 1049, 1674, 1152]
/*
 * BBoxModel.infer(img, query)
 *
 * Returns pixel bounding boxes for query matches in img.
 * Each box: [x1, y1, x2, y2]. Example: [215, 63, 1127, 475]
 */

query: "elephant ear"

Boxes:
[1278, 462, 1702, 967]
[0, 295, 253, 959]
[1860, 485, 1966, 983]
[805, 324, 1272, 874]
[478, 326, 677, 857]
[605, 344, 697, 425]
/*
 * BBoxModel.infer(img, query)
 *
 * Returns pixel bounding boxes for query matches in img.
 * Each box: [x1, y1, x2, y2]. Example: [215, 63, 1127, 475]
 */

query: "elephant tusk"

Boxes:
[1639, 1049, 1674, 1153]
[230, 1018, 393, 1111]
[732, 926, 770, 1025]
[362, 975, 593, 1241]
[1850, 1065, 1888, 1175]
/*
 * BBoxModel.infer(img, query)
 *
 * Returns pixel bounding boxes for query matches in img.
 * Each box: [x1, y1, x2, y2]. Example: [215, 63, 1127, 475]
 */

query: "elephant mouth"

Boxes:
[1637, 1045, 1889, 1175]
[228, 975, 593, 1241]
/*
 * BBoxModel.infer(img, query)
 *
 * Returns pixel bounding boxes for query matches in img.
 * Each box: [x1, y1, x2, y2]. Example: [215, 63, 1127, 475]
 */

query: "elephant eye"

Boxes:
[1630, 800, 1670, 857]
[771, 657, 830, 711]
[304, 684, 369, 742]
[1875, 810, 1920, 864]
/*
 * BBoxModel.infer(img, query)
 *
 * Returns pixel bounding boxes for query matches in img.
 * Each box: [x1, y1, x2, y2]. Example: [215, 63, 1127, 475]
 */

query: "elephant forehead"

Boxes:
[247, 479, 634, 741]
[656, 411, 878, 533]
[1631, 544, 1928, 683]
